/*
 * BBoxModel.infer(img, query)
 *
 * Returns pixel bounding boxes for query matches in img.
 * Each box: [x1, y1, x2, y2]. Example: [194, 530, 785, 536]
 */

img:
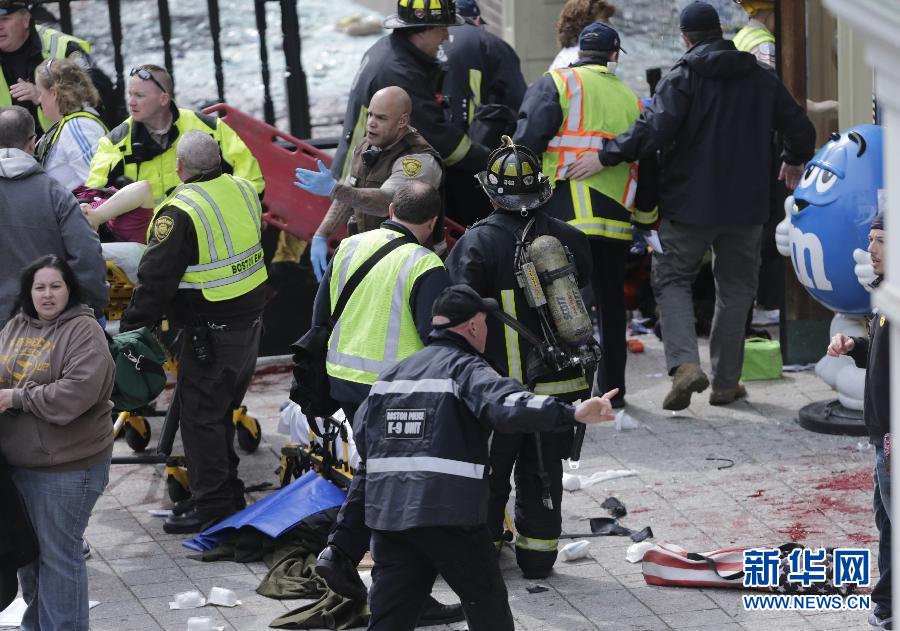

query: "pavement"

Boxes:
[16, 330, 882, 631]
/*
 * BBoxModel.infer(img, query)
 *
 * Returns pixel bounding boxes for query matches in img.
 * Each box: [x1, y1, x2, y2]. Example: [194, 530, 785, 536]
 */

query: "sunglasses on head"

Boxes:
[43, 59, 55, 84]
[130, 67, 168, 95]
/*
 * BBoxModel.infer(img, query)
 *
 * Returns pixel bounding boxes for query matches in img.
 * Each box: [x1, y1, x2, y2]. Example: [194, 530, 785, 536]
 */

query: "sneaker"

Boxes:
[662, 363, 709, 411]
[709, 384, 748, 406]
[869, 612, 893, 629]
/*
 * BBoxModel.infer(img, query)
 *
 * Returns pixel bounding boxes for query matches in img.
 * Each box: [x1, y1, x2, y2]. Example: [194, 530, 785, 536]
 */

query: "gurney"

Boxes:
[104, 244, 263, 503]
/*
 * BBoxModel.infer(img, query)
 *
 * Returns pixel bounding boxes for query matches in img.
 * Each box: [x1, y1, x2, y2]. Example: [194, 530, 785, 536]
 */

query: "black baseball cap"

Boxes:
[680, 1, 721, 31]
[432, 285, 499, 329]
[579, 22, 626, 54]
[0, 1, 29, 15]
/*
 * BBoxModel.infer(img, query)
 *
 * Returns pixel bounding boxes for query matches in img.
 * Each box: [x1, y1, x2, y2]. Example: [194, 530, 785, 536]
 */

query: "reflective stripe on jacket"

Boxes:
[152, 174, 267, 301]
[326, 227, 444, 385]
[733, 24, 775, 53]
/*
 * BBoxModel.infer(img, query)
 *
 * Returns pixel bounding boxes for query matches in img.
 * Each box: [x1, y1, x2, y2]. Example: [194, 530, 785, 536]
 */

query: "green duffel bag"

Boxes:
[741, 337, 783, 381]
[108, 327, 168, 411]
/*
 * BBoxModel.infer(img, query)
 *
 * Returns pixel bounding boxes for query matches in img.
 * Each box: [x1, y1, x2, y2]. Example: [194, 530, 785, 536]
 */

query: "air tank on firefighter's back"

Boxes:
[527, 235, 593, 346]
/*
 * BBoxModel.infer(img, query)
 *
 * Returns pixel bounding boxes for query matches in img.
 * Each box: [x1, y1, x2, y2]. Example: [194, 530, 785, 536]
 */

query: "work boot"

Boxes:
[662, 362, 709, 411]
[417, 595, 465, 627]
[315, 545, 368, 602]
[709, 384, 748, 406]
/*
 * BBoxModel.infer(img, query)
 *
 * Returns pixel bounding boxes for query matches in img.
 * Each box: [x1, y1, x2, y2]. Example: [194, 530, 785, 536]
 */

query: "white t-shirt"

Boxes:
[549, 46, 580, 71]
[42, 109, 107, 191]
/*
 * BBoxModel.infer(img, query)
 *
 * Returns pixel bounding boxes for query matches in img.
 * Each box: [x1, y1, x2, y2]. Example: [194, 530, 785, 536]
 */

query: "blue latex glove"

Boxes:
[294, 159, 336, 197]
[310, 235, 328, 282]
[630, 227, 650, 256]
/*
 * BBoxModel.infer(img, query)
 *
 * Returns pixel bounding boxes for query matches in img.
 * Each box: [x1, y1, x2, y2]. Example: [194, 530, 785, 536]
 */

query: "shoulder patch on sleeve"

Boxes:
[400, 157, 423, 177]
[152, 216, 175, 242]
[107, 121, 131, 144]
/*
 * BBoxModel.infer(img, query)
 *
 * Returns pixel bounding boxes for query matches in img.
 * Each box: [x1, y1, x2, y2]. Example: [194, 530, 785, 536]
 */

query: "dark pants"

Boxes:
[487, 429, 570, 578]
[327, 400, 371, 564]
[173, 320, 261, 515]
[589, 238, 629, 400]
[368, 526, 513, 631]
[873, 445, 892, 617]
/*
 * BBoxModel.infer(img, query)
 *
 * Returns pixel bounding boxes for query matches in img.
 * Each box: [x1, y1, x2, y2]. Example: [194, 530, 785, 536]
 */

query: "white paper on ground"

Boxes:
[647, 230, 663, 254]
[148, 509, 173, 517]
[169, 590, 207, 610]
[626, 541, 656, 563]
[206, 587, 241, 607]
[558, 540, 591, 562]
[0, 600, 98, 627]
[186, 617, 224, 631]
[614, 409, 640, 431]
[562, 469, 637, 491]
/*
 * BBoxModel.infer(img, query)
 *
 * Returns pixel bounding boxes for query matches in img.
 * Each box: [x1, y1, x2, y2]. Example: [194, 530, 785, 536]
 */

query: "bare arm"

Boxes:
[83, 180, 155, 230]
[331, 183, 391, 217]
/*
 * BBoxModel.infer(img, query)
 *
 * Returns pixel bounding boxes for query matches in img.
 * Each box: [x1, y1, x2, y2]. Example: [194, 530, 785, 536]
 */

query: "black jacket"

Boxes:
[358, 329, 576, 531]
[850, 311, 890, 446]
[312, 221, 451, 406]
[442, 20, 527, 130]
[0, 451, 38, 610]
[599, 37, 815, 226]
[332, 32, 489, 180]
[446, 210, 592, 398]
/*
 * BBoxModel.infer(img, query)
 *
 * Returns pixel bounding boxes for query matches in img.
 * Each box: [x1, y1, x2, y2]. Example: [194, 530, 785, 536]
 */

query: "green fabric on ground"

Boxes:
[187, 507, 370, 628]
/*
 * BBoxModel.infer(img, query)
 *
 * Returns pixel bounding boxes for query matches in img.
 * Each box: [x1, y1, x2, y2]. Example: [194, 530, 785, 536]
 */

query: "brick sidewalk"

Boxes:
[70, 333, 876, 630]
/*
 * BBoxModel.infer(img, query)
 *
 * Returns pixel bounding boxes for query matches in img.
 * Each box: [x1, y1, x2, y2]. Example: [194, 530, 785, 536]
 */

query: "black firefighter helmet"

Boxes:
[476, 136, 553, 212]
[383, 0, 465, 29]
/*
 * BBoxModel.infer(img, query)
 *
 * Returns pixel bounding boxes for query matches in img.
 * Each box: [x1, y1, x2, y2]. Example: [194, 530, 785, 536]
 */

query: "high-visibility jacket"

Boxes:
[152, 174, 267, 301]
[0, 26, 92, 130]
[733, 24, 775, 54]
[86, 107, 264, 205]
[544, 65, 645, 240]
[326, 228, 444, 386]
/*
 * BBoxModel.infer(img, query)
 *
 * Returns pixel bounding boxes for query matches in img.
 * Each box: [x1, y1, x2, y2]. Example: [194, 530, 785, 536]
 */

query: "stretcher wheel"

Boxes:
[124, 417, 151, 452]
[235, 414, 262, 453]
[166, 474, 190, 503]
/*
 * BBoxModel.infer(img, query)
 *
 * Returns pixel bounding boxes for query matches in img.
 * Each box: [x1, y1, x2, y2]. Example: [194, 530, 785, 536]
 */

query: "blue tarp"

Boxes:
[183, 471, 347, 552]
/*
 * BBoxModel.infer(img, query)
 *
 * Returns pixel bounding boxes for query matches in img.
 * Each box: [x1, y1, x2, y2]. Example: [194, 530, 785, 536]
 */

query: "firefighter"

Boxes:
[446, 137, 593, 578]
[359, 284, 617, 631]
[441, 0, 527, 220]
[85, 64, 264, 205]
[332, 0, 491, 228]
[514, 22, 654, 410]
[309, 180, 463, 627]
[296, 86, 444, 281]
[120, 131, 267, 534]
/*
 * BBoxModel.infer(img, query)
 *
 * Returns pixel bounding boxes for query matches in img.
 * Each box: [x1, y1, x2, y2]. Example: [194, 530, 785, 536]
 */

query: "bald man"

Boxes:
[122, 130, 268, 534]
[296, 86, 445, 280]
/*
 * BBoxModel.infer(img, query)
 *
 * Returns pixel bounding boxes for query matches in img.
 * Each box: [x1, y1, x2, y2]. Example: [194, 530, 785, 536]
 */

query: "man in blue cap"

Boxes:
[441, 0, 527, 225]
[514, 21, 656, 412]
[566, 1, 815, 411]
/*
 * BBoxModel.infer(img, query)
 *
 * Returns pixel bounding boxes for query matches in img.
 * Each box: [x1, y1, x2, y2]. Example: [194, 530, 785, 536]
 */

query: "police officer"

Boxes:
[446, 137, 593, 578]
[515, 22, 654, 410]
[333, 0, 491, 228]
[441, 0, 527, 217]
[121, 131, 267, 534]
[310, 180, 461, 626]
[86, 64, 264, 205]
[360, 284, 617, 631]
[296, 86, 444, 281]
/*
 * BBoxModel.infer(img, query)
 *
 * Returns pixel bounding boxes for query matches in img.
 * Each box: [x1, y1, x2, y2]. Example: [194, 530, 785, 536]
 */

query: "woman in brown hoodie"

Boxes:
[0, 255, 114, 631]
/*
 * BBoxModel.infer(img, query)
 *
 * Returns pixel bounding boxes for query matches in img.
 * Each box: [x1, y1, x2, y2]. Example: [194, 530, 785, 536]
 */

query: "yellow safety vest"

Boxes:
[0, 26, 92, 130]
[544, 65, 643, 240]
[87, 109, 265, 205]
[326, 228, 444, 385]
[151, 174, 267, 301]
[499, 289, 589, 398]
[35, 110, 108, 164]
[733, 24, 775, 53]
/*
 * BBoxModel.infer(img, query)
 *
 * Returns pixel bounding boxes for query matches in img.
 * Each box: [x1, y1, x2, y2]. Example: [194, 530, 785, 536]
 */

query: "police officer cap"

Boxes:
[0, 0, 29, 15]
[432, 285, 499, 329]
[579, 22, 625, 54]
[384, 0, 465, 29]
[679, 1, 721, 31]
[456, 0, 482, 21]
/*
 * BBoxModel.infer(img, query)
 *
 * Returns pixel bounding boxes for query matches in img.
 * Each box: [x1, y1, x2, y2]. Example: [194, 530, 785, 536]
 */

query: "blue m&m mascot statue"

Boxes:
[775, 124, 883, 422]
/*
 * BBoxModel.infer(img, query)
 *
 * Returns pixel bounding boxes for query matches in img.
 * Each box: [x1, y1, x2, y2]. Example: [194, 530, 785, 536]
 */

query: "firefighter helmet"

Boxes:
[476, 136, 553, 212]
[384, 0, 465, 29]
